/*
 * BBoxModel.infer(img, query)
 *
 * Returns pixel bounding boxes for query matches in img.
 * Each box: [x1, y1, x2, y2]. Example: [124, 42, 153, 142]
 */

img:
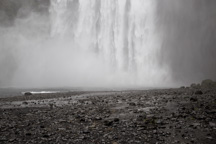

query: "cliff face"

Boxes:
[0, 0, 50, 87]
[156, 0, 216, 84]
[0, 0, 50, 27]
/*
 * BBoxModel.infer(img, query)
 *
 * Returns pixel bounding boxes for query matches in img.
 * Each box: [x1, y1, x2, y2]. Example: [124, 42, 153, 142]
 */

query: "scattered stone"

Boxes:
[1, 82, 216, 143]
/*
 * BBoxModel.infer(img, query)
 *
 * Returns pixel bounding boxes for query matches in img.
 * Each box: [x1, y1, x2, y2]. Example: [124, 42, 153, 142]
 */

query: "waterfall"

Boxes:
[47, 0, 169, 87]
[1, 0, 214, 88]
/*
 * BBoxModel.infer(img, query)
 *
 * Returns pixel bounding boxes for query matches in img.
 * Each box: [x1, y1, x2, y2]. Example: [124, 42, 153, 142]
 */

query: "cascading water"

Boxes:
[1, 0, 215, 88]
[0, 0, 171, 88]
[47, 0, 170, 87]
[48, 0, 170, 87]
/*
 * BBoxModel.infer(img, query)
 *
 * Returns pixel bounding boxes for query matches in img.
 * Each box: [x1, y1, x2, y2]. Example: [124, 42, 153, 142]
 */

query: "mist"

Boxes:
[0, 0, 215, 88]
[156, 0, 216, 85]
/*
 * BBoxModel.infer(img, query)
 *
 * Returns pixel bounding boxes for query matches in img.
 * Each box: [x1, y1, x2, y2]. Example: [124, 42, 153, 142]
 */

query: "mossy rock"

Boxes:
[201, 79, 216, 89]
[191, 83, 201, 89]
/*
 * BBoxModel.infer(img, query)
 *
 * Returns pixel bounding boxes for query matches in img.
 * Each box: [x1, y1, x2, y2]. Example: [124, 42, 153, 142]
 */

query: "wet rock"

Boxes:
[191, 83, 201, 89]
[206, 136, 213, 140]
[80, 118, 85, 122]
[58, 128, 66, 131]
[95, 117, 102, 120]
[201, 79, 216, 89]
[191, 123, 200, 129]
[156, 119, 164, 125]
[190, 97, 198, 102]
[58, 119, 67, 123]
[153, 130, 157, 134]
[43, 134, 49, 138]
[24, 92, 33, 96]
[49, 103, 54, 109]
[194, 90, 203, 95]
[22, 101, 28, 105]
[205, 106, 210, 110]
[135, 114, 146, 121]
[26, 132, 32, 136]
[83, 129, 90, 134]
[9, 138, 15, 142]
[114, 118, 119, 122]
[79, 136, 85, 140]
[104, 120, 113, 126]
[209, 122, 216, 127]
[0, 137, 7, 142]
[206, 109, 216, 114]
[128, 102, 136, 106]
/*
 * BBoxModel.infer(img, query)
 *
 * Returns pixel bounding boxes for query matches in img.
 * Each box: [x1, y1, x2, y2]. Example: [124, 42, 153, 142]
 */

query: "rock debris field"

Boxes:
[0, 88, 216, 144]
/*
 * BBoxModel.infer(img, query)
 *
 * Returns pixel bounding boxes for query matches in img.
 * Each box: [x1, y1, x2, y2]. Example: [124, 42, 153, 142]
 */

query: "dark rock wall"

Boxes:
[0, 0, 50, 27]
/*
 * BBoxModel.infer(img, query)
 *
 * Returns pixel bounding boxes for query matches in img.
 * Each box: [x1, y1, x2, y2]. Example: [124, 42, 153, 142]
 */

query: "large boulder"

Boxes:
[190, 83, 201, 89]
[24, 92, 33, 96]
[201, 79, 216, 89]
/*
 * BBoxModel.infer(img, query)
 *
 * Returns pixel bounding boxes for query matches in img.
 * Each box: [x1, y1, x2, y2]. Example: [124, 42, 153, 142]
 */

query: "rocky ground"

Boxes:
[0, 88, 216, 144]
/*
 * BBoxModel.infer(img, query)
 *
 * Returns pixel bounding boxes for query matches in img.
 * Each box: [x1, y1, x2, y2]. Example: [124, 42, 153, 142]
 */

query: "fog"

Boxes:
[0, 0, 215, 88]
